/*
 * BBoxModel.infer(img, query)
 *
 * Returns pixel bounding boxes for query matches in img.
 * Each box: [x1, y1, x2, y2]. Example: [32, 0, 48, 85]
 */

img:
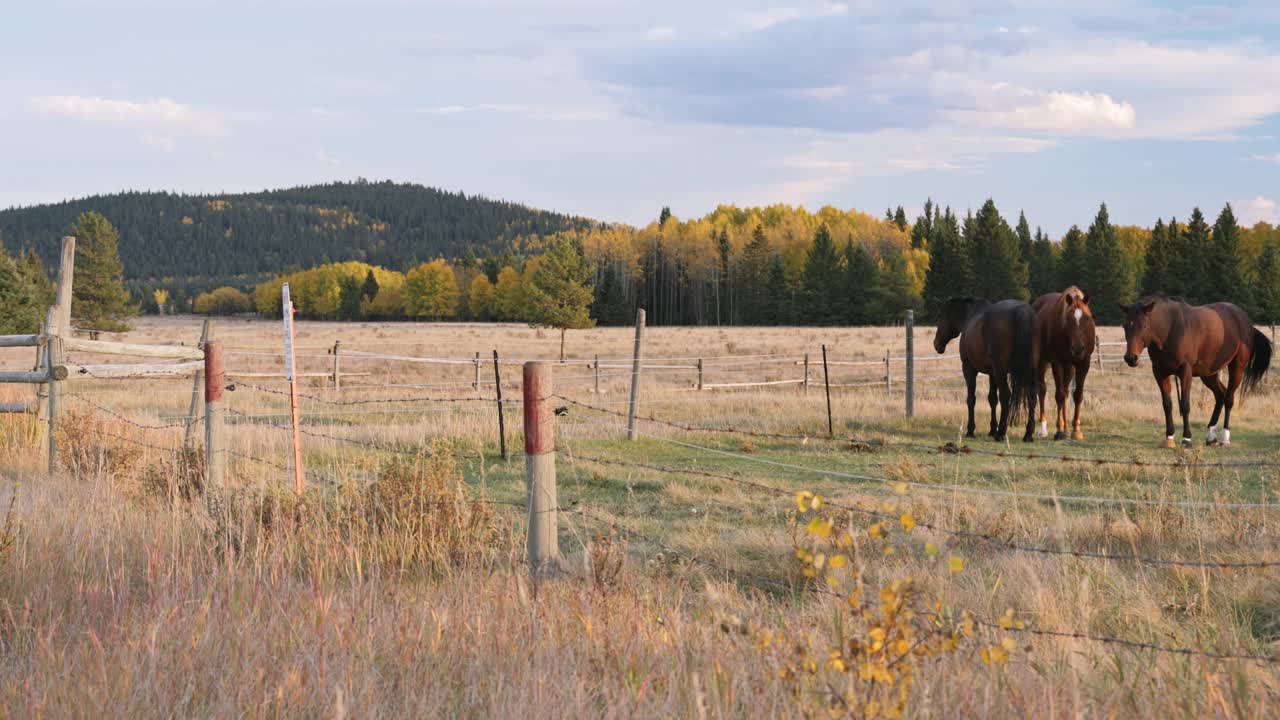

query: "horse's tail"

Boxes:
[1008, 304, 1038, 423]
[1243, 327, 1272, 395]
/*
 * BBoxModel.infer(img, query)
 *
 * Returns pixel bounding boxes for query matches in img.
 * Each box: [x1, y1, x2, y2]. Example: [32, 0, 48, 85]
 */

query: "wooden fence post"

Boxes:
[593, 354, 600, 395]
[1096, 340, 1104, 373]
[204, 341, 225, 490]
[281, 284, 304, 497]
[884, 350, 892, 396]
[54, 236, 74, 336]
[626, 309, 645, 441]
[46, 333, 64, 475]
[474, 351, 482, 397]
[803, 352, 810, 394]
[184, 318, 213, 448]
[822, 344, 833, 439]
[331, 340, 342, 391]
[697, 358, 704, 391]
[905, 309, 914, 419]
[494, 350, 508, 460]
[523, 361, 559, 575]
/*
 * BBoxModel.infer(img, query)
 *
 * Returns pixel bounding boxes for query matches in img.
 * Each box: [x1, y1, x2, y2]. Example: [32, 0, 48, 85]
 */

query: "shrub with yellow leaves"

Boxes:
[765, 490, 1024, 718]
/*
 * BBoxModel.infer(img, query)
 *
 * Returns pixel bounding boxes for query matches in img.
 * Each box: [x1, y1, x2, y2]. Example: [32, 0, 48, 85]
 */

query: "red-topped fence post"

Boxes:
[523, 361, 559, 575]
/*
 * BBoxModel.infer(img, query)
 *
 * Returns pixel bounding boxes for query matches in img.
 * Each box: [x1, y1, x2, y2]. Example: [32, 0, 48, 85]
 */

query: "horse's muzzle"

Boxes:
[1123, 353, 1138, 367]
[933, 341, 945, 354]
[1070, 344, 1086, 360]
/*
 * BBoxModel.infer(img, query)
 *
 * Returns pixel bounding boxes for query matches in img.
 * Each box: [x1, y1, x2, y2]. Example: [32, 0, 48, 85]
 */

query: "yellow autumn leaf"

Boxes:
[807, 517, 833, 538]
[925, 542, 938, 557]
[811, 494, 824, 510]
[890, 481, 909, 495]
[949, 555, 964, 574]
[795, 491, 813, 513]
[829, 554, 847, 569]
[900, 512, 916, 532]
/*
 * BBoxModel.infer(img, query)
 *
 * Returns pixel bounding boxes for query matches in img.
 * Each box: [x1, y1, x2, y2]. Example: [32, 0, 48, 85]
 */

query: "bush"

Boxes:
[193, 286, 253, 315]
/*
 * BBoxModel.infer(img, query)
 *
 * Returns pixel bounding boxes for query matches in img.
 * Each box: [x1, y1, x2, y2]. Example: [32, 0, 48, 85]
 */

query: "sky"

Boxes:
[2, 0, 1279, 236]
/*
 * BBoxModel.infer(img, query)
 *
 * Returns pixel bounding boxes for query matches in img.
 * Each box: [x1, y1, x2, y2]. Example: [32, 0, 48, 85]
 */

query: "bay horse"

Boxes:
[1032, 286, 1096, 440]
[934, 297, 1040, 442]
[1120, 295, 1272, 448]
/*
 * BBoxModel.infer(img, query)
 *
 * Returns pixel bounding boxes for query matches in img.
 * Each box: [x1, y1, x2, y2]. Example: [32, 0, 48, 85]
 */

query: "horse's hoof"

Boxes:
[1071, 430, 1085, 441]
[1022, 435, 1034, 443]
[1181, 438, 1193, 448]
[993, 433, 1007, 442]
[965, 430, 976, 439]
[1053, 431, 1067, 441]
[1162, 438, 1176, 449]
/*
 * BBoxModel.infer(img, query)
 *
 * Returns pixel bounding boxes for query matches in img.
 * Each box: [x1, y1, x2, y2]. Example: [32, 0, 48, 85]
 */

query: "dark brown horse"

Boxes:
[1120, 295, 1272, 448]
[934, 297, 1040, 442]
[1033, 286, 1096, 440]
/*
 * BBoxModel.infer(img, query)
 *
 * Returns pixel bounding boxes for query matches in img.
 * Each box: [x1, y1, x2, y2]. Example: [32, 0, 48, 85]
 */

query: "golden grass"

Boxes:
[1, 316, 1278, 717]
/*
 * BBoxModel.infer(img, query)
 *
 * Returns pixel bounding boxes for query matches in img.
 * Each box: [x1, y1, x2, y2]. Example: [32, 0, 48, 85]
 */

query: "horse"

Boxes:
[933, 297, 1040, 442]
[1032, 286, 1096, 440]
[1119, 295, 1272, 448]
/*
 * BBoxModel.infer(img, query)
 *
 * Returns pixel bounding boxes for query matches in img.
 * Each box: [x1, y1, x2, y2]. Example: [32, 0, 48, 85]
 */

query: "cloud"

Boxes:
[1239, 196, 1279, 225]
[314, 149, 341, 166]
[139, 133, 177, 152]
[421, 103, 608, 121]
[26, 96, 225, 136]
[734, 2, 847, 32]
[950, 91, 1137, 133]
[644, 26, 676, 41]
[1248, 153, 1280, 164]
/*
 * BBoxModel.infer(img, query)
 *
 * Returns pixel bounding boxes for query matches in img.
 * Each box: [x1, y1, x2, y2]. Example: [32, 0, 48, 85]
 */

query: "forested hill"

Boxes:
[0, 180, 595, 289]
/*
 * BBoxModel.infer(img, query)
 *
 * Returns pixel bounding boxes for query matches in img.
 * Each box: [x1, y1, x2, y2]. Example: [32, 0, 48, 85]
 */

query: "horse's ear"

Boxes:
[1141, 300, 1156, 314]
[1081, 293, 1090, 305]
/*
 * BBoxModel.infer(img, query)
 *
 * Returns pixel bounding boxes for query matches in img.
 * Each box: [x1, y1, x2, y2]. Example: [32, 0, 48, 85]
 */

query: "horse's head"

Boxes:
[1059, 287, 1095, 361]
[934, 297, 987, 353]
[1119, 298, 1159, 367]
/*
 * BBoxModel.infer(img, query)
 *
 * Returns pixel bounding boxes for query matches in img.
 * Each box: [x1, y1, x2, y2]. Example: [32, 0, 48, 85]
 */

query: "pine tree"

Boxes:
[524, 236, 595, 360]
[1015, 211, 1033, 267]
[736, 224, 772, 324]
[1142, 218, 1170, 295]
[1210, 203, 1251, 306]
[716, 227, 733, 325]
[966, 199, 1028, 301]
[69, 211, 135, 333]
[1084, 203, 1131, 323]
[590, 264, 629, 326]
[893, 206, 908, 232]
[868, 251, 918, 322]
[1180, 208, 1212, 303]
[361, 269, 380, 302]
[922, 207, 970, 317]
[0, 244, 45, 334]
[910, 199, 934, 249]
[1028, 227, 1057, 297]
[1057, 225, 1087, 291]
[338, 275, 363, 320]
[1253, 239, 1280, 323]
[765, 255, 793, 325]
[802, 224, 843, 324]
[843, 241, 876, 324]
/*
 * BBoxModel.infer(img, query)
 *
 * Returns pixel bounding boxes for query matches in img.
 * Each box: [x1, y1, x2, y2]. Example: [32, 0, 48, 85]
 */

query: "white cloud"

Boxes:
[421, 103, 608, 121]
[26, 95, 225, 136]
[1248, 153, 1280, 164]
[735, 2, 846, 32]
[140, 133, 176, 152]
[1239, 196, 1279, 225]
[314, 149, 341, 166]
[949, 91, 1136, 134]
[644, 26, 676, 41]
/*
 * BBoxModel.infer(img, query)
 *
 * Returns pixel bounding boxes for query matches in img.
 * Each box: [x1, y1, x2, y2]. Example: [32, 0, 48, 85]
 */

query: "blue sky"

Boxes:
[3, 0, 1279, 236]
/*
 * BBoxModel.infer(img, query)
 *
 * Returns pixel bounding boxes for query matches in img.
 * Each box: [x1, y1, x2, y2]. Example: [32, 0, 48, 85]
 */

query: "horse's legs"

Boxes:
[1201, 374, 1226, 444]
[1222, 359, 1245, 447]
[1178, 369, 1194, 447]
[1157, 372, 1176, 448]
[1036, 360, 1049, 438]
[1070, 363, 1089, 441]
[987, 375, 999, 437]
[994, 372, 1011, 441]
[1022, 374, 1037, 443]
[964, 364, 978, 438]
[1052, 363, 1070, 441]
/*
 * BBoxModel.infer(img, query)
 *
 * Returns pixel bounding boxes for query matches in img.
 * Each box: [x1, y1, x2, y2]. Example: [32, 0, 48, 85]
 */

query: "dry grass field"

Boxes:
[1, 315, 1279, 717]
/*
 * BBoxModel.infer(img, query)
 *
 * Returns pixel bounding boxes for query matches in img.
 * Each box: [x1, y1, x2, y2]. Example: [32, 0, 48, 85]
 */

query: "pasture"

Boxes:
[1, 316, 1279, 717]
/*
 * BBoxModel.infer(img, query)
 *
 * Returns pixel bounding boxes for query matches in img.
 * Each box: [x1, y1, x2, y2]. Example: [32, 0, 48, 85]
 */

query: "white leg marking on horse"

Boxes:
[1167, 435, 1175, 441]
[1222, 429, 1230, 446]
[1207, 426, 1218, 443]
[1039, 420, 1048, 437]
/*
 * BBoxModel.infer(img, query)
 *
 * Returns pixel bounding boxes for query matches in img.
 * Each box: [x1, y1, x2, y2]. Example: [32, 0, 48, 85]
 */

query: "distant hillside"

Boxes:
[0, 180, 596, 292]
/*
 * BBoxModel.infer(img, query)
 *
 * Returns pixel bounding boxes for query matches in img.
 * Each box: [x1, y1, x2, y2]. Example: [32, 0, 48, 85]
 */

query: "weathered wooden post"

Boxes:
[54, 236, 75, 336]
[697, 358, 704, 391]
[626, 309, 645, 441]
[281, 284, 304, 497]
[905, 309, 915, 419]
[1096, 339, 1104, 373]
[884, 350, 892, 396]
[204, 341, 226, 489]
[184, 318, 214, 448]
[331, 340, 342, 391]
[494, 350, 508, 461]
[45, 331, 65, 475]
[803, 352, 810, 394]
[473, 351, 482, 397]
[822, 344, 833, 439]
[593, 353, 600, 395]
[523, 361, 559, 574]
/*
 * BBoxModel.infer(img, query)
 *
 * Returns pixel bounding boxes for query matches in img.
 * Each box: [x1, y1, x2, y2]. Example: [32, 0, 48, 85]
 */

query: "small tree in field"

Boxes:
[525, 237, 595, 361]
[69, 211, 135, 334]
[153, 288, 170, 315]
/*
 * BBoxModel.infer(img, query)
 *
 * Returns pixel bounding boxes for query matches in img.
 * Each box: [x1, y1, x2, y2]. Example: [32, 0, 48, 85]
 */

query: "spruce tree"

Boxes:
[736, 224, 771, 324]
[843, 241, 877, 325]
[716, 227, 733, 325]
[1057, 225, 1087, 291]
[361, 269, 379, 302]
[524, 236, 595, 360]
[1015, 211, 1033, 267]
[922, 207, 971, 318]
[910, 199, 934, 249]
[765, 255, 793, 324]
[868, 251, 918, 322]
[1210, 204, 1251, 306]
[338, 275, 363, 320]
[893, 206, 908, 232]
[1254, 239, 1280, 323]
[0, 244, 45, 334]
[966, 199, 1028, 301]
[590, 265, 629, 326]
[1084, 203, 1131, 323]
[802, 224, 843, 324]
[1028, 227, 1057, 298]
[69, 211, 135, 333]
[1181, 208, 1212, 304]
[1142, 218, 1170, 295]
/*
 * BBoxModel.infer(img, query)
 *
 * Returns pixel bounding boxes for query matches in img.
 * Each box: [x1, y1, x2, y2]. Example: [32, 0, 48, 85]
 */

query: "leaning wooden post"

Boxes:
[803, 352, 810, 394]
[884, 350, 892, 396]
[905, 309, 915, 419]
[203, 341, 226, 490]
[493, 350, 508, 461]
[626, 309, 646, 441]
[822, 344, 833, 439]
[184, 318, 213, 448]
[697, 358, 704, 391]
[523, 361, 560, 575]
[331, 340, 342, 391]
[45, 333, 65, 475]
